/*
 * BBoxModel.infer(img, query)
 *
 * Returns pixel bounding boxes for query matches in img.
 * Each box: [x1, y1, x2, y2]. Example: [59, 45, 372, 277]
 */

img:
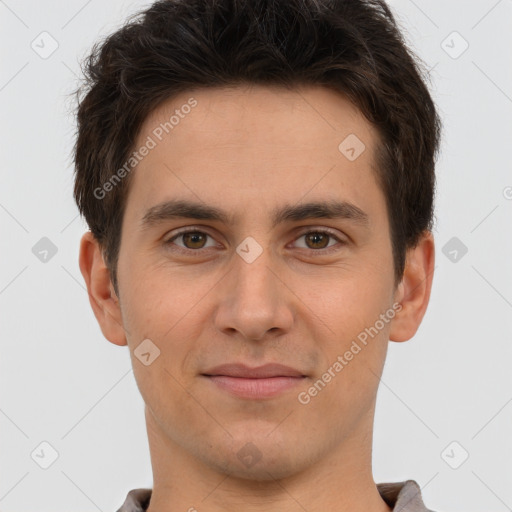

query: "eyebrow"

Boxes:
[140, 198, 369, 231]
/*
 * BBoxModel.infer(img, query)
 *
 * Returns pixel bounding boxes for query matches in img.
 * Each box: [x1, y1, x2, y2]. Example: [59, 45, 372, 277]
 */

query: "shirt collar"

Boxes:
[116, 479, 434, 512]
[377, 480, 434, 511]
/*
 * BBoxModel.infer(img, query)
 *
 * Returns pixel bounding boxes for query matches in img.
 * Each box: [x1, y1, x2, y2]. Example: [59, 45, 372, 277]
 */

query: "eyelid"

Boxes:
[293, 226, 346, 240]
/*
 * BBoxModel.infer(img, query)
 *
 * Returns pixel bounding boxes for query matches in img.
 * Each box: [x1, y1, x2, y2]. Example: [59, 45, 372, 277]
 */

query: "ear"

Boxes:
[389, 230, 435, 342]
[78, 231, 127, 346]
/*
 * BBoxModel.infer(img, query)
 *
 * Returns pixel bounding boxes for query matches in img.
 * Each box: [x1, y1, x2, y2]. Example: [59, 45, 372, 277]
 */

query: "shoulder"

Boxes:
[115, 488, 152, 512]
[377, 479, 437, 512]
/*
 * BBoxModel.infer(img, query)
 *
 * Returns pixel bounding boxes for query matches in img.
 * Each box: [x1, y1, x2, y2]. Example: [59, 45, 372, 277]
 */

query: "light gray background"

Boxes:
[1, 0, 511, 511]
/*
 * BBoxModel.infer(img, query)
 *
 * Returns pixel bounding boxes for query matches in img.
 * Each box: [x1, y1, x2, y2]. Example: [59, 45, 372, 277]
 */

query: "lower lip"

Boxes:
[205, 375, 305, 399]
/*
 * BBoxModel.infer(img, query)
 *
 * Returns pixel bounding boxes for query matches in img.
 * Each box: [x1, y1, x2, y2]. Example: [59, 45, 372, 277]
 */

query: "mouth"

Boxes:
[201, 363, 307, 399]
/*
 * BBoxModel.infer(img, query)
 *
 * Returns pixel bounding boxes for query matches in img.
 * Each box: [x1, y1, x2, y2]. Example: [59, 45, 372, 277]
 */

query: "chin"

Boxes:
[214, 454, 306, 482]
[195, 433, 310, 482]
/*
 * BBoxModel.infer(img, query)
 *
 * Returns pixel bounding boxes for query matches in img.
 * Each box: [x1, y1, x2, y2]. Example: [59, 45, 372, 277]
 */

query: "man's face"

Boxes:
[115, 84, 399, 480]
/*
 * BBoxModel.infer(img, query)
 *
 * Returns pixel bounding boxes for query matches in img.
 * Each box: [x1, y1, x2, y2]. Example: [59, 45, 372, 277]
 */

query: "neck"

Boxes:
[145, 406, 392, 512]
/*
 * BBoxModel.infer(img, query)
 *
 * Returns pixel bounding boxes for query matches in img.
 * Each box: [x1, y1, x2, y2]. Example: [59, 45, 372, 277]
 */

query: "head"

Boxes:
[75, 0, 440, 482]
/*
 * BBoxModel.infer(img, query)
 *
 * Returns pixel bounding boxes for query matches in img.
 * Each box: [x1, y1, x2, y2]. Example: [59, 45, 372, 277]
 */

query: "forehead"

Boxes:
[138, 83, 374, 151]
[124, 83, 384, 225]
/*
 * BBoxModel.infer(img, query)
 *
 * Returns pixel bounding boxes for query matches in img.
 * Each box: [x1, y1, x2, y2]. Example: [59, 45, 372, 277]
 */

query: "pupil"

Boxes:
[308, 233, 328, 249]
[185, 232, 205, 248]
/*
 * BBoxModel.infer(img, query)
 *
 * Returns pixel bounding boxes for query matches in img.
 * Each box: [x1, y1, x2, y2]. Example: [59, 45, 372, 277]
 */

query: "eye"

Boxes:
[164, 229, 218, 251]
[163, 227, 347, 255]
[292, 229, 345, 252]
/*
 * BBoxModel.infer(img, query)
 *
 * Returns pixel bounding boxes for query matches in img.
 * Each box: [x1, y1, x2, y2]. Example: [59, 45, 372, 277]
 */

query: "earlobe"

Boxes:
[389, 231, 435, 343]
[78, 231, 127, 346]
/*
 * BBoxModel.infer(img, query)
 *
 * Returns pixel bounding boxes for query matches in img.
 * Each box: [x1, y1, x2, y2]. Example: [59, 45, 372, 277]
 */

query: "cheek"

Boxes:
[298, 269, 393, 405]
[118, 260, 211, 387]
[118, 251, 202, 339]
[301, 296, 391, 428]
[306, 268, 392, 337]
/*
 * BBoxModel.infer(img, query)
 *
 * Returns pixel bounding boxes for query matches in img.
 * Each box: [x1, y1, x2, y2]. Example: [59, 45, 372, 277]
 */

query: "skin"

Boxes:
[79, 84, 434, 512]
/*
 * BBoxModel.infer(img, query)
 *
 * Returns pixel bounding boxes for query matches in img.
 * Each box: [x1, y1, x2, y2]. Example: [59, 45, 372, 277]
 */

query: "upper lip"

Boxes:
[202, 363, 305, 378]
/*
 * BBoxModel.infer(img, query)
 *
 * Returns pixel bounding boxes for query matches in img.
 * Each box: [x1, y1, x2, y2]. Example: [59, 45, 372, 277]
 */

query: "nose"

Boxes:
[213, 245, 294, 342]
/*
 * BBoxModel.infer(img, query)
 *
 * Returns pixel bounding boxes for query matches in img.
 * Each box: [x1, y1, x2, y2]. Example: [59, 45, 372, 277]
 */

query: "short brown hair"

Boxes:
[72, 0, 442, 295]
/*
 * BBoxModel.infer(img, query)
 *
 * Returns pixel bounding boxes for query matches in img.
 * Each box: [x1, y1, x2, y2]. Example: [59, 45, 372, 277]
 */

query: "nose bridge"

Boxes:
[214, 240, 293, 340]
[237, 249, 277, 298]
[232, 240, 281, 311]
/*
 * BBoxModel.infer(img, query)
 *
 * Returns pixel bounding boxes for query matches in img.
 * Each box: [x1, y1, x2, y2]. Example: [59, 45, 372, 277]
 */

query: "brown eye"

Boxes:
[165, 230, 217, 251]
[293, 230, 343, 252]
[182, 231, 207, 249]
[304, 232, 330, 249]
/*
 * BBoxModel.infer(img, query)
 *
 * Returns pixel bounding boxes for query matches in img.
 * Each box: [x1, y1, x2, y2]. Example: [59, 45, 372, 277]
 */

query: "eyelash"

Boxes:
[163, 227, 346, 255]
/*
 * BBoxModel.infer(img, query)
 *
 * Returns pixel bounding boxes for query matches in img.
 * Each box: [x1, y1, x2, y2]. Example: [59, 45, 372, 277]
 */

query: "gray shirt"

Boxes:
[116, 479, 436, 511]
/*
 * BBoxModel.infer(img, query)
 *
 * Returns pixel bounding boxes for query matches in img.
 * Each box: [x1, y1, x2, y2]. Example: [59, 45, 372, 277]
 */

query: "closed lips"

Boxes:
[202, 363, 306, 378]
